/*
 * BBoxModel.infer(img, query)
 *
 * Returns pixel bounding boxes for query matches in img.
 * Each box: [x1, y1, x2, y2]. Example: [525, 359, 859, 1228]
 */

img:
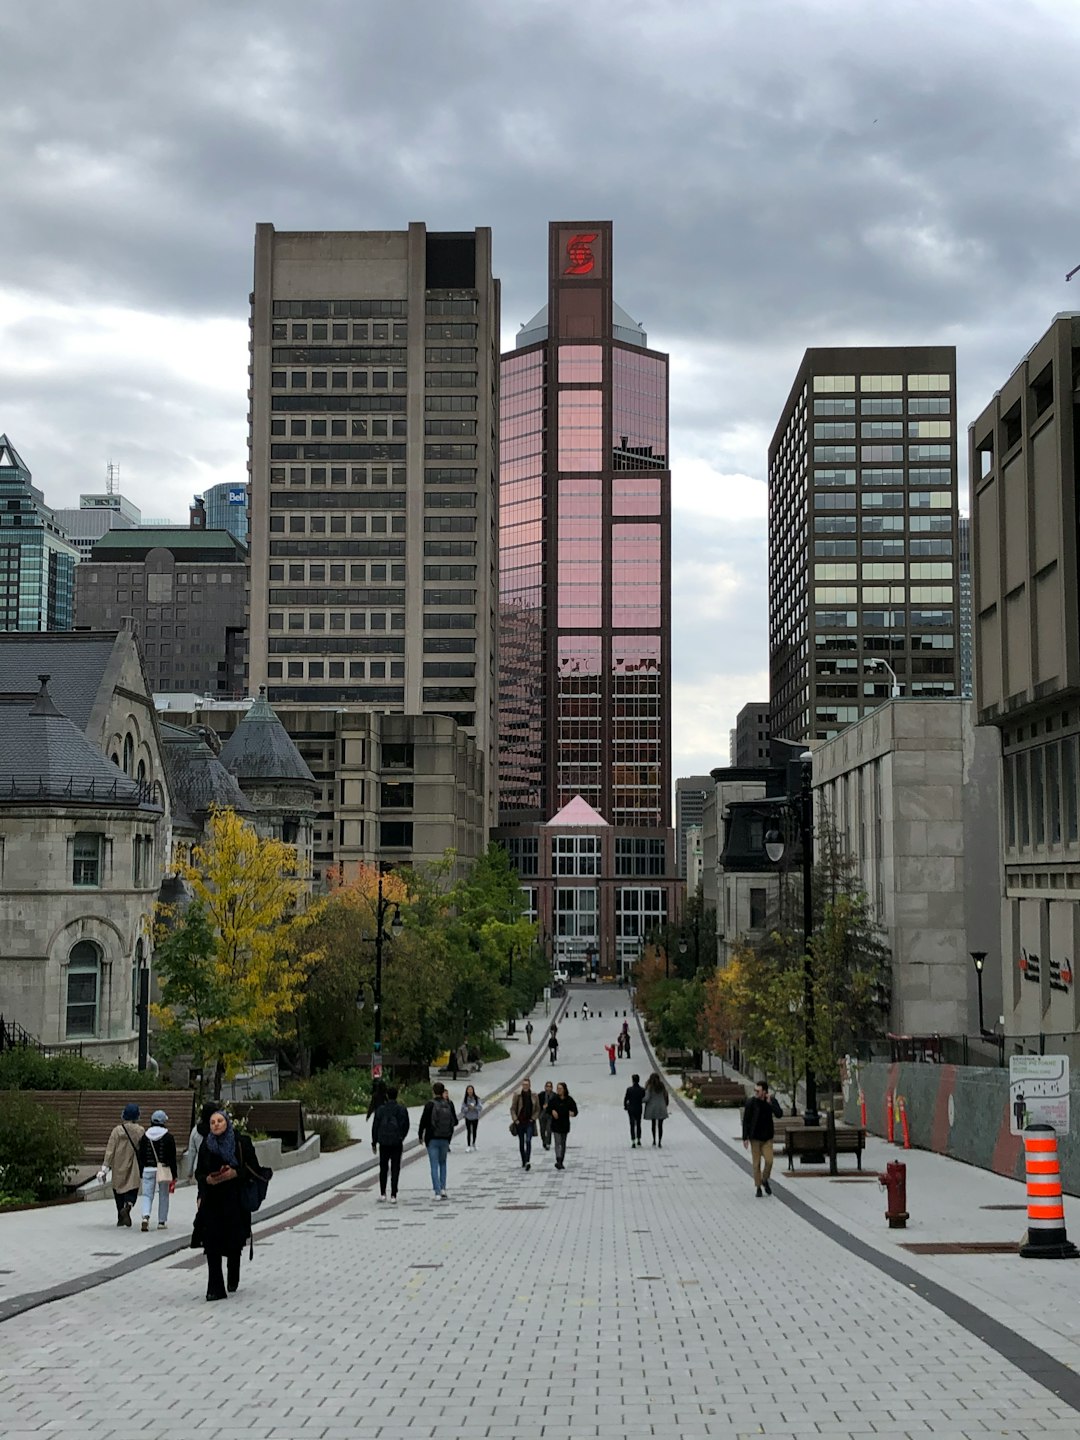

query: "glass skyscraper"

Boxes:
[201, 481, 249, 544]
[0, 436, 79, 632]
[496, 222, 678, 977]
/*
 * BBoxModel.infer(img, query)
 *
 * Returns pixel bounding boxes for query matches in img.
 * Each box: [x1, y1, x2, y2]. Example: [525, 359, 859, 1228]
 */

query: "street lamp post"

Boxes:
[370, 867, 403, 1081]
[764, 751, 819, 1127]
[970, 951, 987, 1036]
[135, 942, 149, 1073]
[868, 657, 902, 698]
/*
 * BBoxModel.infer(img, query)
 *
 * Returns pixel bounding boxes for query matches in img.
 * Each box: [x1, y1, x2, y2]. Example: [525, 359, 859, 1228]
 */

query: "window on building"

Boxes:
[381, 782, 414, 808]
[66, 941, 101, 1039]
[73, 833, 103, 887]
[614, 837, 666, 877]
[382, 743, 413, 769]
[555, 886, 599, 940]
[380, 821, 413, 848]
[552, 835, 602, 876]
[504, 836, 539, 877]
[749, 888, 767, 929]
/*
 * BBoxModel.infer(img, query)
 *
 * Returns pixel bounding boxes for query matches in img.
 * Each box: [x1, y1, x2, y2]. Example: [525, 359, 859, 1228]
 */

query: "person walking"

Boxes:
[621, 1020, 631, 1059]
[624, 1073, 645, 1148]
[98, 1103, 144, 1227]
[605, 1042, 617, 1076]
[548, 1029, 559, 1065]
[644, 1073, 669, 1147]
[459, 1084, 483, 1151]
[417, 1082, 457, 1200]
[448, 1046, 460, 1082]
[525, 1019, 534, 1046]
[366, 1077, 389, 1122]
[537, 1080, 556, 1150]
[580, 999, 590, 1021]
[183, 1100, 218, 1180]
[549, 1081, 578, 1170]
[137, 1110, 178, 1232]
[193, 1110, 261, 1300]
[510, 1078, 537, 1170]
[371, 1085, 410, 1202]
[742, 1080, 782, 1197]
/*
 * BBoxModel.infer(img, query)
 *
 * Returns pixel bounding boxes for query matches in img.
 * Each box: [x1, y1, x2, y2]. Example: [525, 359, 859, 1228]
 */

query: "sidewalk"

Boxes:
[0, 994, 565, 1322]
[653, 1043, 1080, 1371]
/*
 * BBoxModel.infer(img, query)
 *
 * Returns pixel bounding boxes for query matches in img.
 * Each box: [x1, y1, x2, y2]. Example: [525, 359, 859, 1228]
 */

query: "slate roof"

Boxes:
[159, 722, 253, 827]
[0, 676, 159, 810]
[218, 691, 317, 787]
[0, 632, 119, 730]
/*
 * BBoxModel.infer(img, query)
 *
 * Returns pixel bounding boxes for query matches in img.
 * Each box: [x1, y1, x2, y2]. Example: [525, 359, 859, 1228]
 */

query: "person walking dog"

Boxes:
[742, 1080, 782, 1197]
[137, 1110, 178, 1231]
[98, 1103, 144, 1227]
[549, 1081, 578, 1169]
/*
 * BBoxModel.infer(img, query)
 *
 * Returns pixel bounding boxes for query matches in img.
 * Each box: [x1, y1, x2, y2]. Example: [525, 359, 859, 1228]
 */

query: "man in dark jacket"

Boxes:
[417, 1082, 457, 1199]
[742, 1080, 782, 1197]
[623, 1074, 646, 1148]
[371, 1086, 411, 1203]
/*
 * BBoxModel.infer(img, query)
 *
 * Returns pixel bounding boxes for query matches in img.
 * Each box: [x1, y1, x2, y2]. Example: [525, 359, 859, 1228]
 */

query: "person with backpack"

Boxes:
[624, 1073, 646, 1148]
[98, 1103, 144, 1227]
[510, 1077, 537, 1170]
[371, 1085, 411, 1202]
[193, 1110, 261, 1301]
[548, 1081, 578, 1170]
[459, 1084, 482, 1151]
[742, 1080, 783, 1197]
[417, 1082, 457, 1199]
[136, 1109, 178, 1232]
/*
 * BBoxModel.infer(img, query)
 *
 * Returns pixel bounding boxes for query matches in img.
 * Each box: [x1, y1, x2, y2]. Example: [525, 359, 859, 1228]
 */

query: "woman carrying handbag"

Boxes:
[137, 1110, 178, 1232]
[193, 1111, 266, 1301]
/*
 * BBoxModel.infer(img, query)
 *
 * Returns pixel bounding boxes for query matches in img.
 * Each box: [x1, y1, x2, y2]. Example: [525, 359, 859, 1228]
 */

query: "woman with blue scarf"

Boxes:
[194, 1111, 258, 1301]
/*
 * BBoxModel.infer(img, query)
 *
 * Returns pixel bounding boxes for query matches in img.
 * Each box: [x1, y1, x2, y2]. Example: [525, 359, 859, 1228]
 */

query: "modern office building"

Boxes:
[0, 436, 80, 632]
[73, 520, 248, 696]
[958, 515, 973, 698]
[54, 489, 143, 560]
[202, 481, 249, 544]
[769, 347, 960, 743]
[970, 314, 1080, 1052]
[734, 701, 771, 767]
[246, 223, 500, 831]
[494, 221, 679, 975]
[675, 775, 714, 879]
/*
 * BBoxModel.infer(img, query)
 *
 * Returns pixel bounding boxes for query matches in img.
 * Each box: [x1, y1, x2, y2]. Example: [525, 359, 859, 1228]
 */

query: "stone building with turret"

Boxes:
[218, 690, 317, 882]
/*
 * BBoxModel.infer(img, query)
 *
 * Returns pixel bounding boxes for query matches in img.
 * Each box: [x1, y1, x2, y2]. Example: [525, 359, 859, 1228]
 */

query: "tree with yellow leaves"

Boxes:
[154, 807, 316, 1096]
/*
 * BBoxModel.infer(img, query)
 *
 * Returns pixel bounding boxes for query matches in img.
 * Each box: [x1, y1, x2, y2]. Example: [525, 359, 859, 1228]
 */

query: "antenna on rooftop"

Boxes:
[106, 461, 120, 494]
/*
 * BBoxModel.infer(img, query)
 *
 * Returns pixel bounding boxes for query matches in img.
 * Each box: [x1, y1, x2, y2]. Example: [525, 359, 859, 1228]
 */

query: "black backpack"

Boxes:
[378, 1104, 407, 1146]
[430, 1098, 455, 1140]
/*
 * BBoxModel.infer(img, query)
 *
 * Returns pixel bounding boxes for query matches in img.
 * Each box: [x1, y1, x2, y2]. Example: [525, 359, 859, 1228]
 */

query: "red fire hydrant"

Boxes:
[880, 1160, 909, 1229]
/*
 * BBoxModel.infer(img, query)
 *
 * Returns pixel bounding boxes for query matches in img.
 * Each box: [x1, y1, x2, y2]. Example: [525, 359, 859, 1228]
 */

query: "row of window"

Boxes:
[815, 515, 952, 533]
[814, 492, 953, 510]
[266, 659, 405, 680]
[814, 609, 954, 628]
[814, 397, 951, 416]
[814, 422, 951, 439]
[812, 373, 950, 393]
[814, 539, 953, 556]
[814, 444, 952, 462]
[503, 835, 666, 878]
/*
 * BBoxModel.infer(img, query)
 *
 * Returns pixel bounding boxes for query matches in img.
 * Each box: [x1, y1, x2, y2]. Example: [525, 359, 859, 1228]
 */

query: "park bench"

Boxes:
[784, 1124, 866, 1172]
[686, 1074, 747, 1107]
[229, 1099, 305, 1150]
[660, 1049, 696, 1071]
[27, 1090, 195, 1169]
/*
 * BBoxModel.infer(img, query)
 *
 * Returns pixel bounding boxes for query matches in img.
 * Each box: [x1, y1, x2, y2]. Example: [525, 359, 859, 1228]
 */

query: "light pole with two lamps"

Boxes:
[763, 750, 820, 1127]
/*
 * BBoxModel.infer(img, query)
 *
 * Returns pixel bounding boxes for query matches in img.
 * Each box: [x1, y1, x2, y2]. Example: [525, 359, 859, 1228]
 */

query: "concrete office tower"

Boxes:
[247, 224, 500, 830]
[958, 515, 973, 698]
[733, 702, 771, 767]
[495, 222, 678, 977]
[0, 437, 79, 631]
[675, 775, 714, 880]
[971, 314, 1080, 1045]
[769, 348, 960, 742]
[54, 491, 143, 560]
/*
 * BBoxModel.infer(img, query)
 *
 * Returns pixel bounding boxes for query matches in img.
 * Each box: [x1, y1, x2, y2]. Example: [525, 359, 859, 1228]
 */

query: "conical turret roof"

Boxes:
[219, 690, 316, 788]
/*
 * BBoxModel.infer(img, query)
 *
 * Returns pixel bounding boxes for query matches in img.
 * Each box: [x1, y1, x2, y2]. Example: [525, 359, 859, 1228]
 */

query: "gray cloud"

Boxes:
[3, 0, 1078, 774]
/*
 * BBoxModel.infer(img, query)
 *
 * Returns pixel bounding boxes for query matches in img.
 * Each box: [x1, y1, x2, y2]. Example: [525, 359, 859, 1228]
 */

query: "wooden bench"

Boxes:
[660, 1049, 696, 1071]
[784, 1124, 866, 1172]
[27, 1090, 195, 1167]
[229, 1099, 305, 1149]
[687, 1075, 747, 1107]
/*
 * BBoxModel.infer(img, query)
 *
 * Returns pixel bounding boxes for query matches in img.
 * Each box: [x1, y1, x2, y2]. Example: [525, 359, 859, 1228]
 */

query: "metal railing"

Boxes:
[0, 774, 160, 806]
[0, 1015, 84, 1059]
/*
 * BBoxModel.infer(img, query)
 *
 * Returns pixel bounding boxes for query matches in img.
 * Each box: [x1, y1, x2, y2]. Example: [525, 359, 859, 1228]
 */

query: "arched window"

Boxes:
[123, 735, 134, 777]
[137, 759, 147, 785]
[66, 940, 101, 1039]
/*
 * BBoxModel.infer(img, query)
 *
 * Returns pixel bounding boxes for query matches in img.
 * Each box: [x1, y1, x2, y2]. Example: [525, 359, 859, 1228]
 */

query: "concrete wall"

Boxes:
[846, 1058, 1080, 1196]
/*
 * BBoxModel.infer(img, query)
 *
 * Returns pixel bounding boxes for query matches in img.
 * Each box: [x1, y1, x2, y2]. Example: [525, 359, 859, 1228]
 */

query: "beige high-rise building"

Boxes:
[248, 224, 500, 830]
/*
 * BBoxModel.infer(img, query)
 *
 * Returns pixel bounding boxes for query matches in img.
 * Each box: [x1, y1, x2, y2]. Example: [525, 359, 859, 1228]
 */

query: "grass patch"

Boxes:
[280, 1066, 371, 1115]
[306, 1114, 353, 1152]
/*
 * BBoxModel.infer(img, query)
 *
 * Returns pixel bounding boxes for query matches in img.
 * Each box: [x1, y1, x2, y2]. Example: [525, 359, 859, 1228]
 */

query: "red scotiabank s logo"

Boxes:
[564, 232, 598, 276]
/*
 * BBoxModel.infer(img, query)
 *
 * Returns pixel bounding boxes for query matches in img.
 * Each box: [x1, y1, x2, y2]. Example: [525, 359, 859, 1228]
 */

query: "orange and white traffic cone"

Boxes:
[859, 1089, 867, 1128]
[898, 1096, 911, 1150]
[885, 1089, 894, 1144]
[1019, 1125, 1078, 1259]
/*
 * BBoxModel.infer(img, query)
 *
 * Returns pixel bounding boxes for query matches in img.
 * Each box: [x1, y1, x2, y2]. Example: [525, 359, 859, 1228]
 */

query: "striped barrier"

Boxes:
[1019, 1125, 1078, 1260]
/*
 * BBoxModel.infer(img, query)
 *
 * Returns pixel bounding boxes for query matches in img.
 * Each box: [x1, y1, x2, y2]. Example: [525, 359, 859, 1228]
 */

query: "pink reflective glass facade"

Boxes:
[558, 344, 603, 384]
[613, 349, 667, 470]
[557, 389, 603, 471]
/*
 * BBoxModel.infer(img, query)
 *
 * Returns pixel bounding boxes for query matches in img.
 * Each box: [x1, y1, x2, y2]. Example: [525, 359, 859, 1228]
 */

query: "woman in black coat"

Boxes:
[194, 1111, 259, 1301]
[548, 1081, 578, 1171]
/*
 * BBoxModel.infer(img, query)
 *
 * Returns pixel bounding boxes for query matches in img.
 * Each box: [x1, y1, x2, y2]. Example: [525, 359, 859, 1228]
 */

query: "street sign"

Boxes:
[1009, 1054, 1070, 1135]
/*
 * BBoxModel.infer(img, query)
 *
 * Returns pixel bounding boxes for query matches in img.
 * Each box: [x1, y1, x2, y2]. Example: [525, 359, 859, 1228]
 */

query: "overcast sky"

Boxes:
[2, 0, 1078, 779]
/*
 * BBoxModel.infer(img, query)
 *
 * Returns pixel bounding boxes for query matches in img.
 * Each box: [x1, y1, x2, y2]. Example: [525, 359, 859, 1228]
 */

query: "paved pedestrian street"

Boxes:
[2, 991, 1079, 1440]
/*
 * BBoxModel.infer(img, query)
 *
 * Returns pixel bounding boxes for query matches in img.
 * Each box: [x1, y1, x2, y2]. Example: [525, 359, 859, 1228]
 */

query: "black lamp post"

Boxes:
[135, 942, 149, 1073]
[369, 867, 403, 1080]
[970, 951, 987, 1036]
[764, 751, 819, 1127]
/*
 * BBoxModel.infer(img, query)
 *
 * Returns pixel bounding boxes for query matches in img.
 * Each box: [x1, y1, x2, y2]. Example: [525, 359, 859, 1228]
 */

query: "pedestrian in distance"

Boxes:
[367, 1077, 389, 1121]
[193, 1110, 261, 1301]
[460, 1083, 483, 1150]
[605, 1042, 617, 1075]
[616, 1032, 624, 1059]
[137, 1110, 178, 1232]
[644, 1073, 669, 1147]
[449, 1046, 460, 1082]
[549, 1081, 578, 1169]
[418, 1082, 457, 1199]
[510, 1077, 537, 1170]
[548, 1026, 559, 1065]
[742, 1079, 783, 1197]
[581, 999, 590, 1021]
[372, 1085, 410, 1202]
[98, 1103, 144, 1227]
[183, 1099, 219, 1180]
[624, 1073, 645, 1147]
[537, 1080, 556, 1150]
[621, 1020, 631, 1059]
[525, 1019, 534, 1046]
